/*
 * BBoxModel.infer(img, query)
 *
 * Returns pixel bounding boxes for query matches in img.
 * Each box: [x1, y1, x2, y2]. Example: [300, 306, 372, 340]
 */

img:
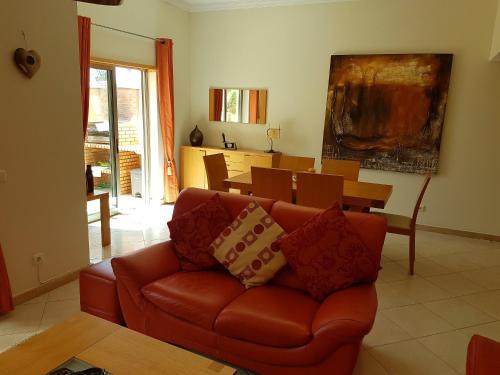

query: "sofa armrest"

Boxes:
[312, 284, 377, 342]
[467, 335, 500, 375]
[111, 240, 180, 307]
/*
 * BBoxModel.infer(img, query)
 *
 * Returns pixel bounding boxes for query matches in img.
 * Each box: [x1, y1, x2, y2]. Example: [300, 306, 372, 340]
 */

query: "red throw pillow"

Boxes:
[167, 194, 231, 271]
[279, 203, 380, 301]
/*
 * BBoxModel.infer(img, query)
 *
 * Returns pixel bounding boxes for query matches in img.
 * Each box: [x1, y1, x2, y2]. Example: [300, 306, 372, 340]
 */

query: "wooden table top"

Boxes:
[0, 313, 235, 375]
[224, 172, 393, 209]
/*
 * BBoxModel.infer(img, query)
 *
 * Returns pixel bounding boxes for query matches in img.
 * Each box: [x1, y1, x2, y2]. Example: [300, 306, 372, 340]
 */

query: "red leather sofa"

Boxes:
[467, 335, 500, 375]
[80, 188, 387, 375]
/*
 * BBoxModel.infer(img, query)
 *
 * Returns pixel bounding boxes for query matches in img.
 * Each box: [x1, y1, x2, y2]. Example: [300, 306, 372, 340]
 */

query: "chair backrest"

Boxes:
[296, 172, 344, 209]
[203, 153, 229, 192]
[321, 159, 360, 181]
[279, 155, 315, 173]
[251, 166, 293, 203]
[411, 174, 431, 226]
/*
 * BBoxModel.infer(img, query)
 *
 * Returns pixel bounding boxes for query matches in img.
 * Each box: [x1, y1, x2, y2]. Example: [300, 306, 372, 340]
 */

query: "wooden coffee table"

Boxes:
[0, 312, 235, 375]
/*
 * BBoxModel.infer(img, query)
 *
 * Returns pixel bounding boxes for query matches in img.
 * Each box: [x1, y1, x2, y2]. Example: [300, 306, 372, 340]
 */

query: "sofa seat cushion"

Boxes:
[142, 271, 245, 331]
[214, 286, 319, 348]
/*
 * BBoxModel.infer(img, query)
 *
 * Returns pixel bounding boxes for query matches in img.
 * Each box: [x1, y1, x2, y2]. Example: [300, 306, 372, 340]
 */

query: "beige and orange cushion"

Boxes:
[210, 201, 287, 288]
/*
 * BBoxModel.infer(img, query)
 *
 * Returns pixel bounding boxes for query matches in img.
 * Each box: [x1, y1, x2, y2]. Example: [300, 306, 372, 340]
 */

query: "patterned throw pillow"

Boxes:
[167, 194, 231, 271]
[279, 202, 380, 301]
[210, 201, 287, 288]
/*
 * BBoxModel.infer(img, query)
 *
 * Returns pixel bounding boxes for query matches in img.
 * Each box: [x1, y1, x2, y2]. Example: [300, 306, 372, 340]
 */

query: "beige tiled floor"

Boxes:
[1, 213, 499, 375]
[354, 231, 500, 375]
[88, 203, 173, 263]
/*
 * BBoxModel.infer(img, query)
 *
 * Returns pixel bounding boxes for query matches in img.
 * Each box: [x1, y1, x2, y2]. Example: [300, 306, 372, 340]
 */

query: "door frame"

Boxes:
[88, 64, 120, 208]
[90, 58, 155, 208]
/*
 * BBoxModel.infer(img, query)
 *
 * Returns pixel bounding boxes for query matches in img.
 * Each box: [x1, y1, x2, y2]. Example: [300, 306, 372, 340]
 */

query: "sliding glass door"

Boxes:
[114, 66, 147, 211]
[85, 63, 150, 218]
[86, 67, 119, 208]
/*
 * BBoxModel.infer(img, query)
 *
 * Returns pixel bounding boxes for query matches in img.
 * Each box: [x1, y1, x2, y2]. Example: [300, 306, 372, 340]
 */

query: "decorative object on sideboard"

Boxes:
[74, 0, 124, 5]
[86, 165, 94, 194]
[14, 48, 41, 79]
[265, 124, 280, 153]
[222, 133, 237, 150]
[189, 125, 204, 146]
[322, 53, 453, 174]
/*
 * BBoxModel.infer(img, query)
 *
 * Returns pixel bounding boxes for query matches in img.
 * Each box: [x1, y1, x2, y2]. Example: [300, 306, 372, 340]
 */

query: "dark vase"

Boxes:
[189, 125, 203, 147]
[86, 165, 94, 195]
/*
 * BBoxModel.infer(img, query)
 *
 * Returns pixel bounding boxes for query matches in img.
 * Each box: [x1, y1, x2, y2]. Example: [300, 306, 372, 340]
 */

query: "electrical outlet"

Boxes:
[32, 252, 45, 265]
[0, 170, 6, 184]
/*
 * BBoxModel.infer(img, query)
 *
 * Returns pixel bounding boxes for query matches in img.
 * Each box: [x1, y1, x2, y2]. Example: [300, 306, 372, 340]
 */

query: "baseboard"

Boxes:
[12, 266, 86, 306]
[416, 224, 500, 242]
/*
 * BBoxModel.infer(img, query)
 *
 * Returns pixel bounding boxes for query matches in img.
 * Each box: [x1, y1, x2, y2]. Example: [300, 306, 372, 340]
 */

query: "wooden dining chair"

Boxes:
[203, 153, 229, 192]
[251, 166, 293, 203]
[377, 174, 431, 275]
[321, 159, 361, 181]
[279, 155, 315, 173]
[296, 172, 344, 209]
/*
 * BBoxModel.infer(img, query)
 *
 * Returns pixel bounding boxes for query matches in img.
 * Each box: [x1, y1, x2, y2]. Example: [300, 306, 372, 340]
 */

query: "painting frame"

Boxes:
[322, 53, 453, 174]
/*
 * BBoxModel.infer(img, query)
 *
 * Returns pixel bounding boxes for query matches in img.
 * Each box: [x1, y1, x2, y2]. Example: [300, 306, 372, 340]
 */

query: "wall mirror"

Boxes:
[209, 88, 267, 124]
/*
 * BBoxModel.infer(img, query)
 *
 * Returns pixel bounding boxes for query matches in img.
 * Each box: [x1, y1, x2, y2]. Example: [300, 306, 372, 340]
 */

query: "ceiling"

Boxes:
[163, 0, 354, 12]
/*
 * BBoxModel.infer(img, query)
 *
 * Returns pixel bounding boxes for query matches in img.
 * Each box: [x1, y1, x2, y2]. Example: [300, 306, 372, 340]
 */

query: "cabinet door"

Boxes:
[181, 147, 207, 189]
[243, 154, 273, 172]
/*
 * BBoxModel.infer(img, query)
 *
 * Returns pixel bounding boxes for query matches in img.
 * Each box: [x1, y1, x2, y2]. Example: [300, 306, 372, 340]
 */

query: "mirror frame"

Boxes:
[209, 87, 267, 125]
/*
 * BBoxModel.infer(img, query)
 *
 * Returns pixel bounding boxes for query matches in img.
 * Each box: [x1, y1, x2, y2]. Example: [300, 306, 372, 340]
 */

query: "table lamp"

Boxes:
[266, 125, 280, 153]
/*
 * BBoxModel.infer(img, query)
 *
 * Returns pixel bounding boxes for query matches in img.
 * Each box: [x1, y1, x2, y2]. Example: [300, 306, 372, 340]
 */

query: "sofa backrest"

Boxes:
[270, 201, 387, 255]
[174, 188, 387, 291]
[175, 188, 387, 256]
[173, 188, 275, 221]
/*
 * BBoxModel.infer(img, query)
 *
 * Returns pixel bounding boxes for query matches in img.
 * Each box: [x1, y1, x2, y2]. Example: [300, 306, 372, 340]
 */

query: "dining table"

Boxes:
[223, 172, 393, 209]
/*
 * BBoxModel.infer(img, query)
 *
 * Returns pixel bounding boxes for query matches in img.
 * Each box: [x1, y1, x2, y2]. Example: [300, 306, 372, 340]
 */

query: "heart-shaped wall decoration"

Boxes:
[14, 48, 41, 79]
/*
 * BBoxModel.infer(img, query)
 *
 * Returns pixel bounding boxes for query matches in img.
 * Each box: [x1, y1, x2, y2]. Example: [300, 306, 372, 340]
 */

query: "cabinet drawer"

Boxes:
[226, 160, 244, 170]
[223, 151, 244, 164]
[227, 169, 244, 178]
[243, 154, 273, 171]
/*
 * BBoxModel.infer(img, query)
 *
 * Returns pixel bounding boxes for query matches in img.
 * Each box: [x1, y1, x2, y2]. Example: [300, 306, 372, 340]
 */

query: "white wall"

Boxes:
[0, 0, 89, 295]
[77, 0, 191, 202]
[189, 0, 500, 236]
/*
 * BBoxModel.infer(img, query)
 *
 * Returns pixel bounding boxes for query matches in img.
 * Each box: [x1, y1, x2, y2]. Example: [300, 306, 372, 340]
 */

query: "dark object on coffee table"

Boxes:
[46, 358, 111, 375]
[48, 367, 108, 375]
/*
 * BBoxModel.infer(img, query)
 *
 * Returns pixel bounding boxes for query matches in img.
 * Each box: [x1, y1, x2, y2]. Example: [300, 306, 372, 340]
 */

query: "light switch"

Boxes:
[0, 170, 7, 184]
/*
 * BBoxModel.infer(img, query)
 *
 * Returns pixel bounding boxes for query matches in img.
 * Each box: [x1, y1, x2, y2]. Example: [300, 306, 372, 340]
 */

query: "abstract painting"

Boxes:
[322, 54, 453, 174]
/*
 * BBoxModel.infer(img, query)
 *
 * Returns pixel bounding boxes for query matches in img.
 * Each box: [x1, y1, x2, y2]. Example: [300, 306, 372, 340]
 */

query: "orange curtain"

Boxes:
[249, 90, 259, 124]
[213, 89, 223, 121]
[156, 39, 179, 203]
[78, 16, 91, 139]
[0, 244, 13, 313]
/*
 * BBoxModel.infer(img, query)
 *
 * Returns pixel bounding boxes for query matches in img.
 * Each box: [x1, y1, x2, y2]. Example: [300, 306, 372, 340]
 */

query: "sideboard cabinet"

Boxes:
[180, 146, 280, 189]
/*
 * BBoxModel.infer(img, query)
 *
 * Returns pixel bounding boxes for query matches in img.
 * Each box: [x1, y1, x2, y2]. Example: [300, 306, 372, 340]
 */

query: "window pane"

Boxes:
[85, 68, 114, 207]
[116, 67, 144, 200]
[225, 89, 240, 123]
[88, 68, 111, 144]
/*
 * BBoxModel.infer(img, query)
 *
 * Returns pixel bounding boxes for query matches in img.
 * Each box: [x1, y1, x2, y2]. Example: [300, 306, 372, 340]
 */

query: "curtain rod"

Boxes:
[91, 22, 158, 42]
